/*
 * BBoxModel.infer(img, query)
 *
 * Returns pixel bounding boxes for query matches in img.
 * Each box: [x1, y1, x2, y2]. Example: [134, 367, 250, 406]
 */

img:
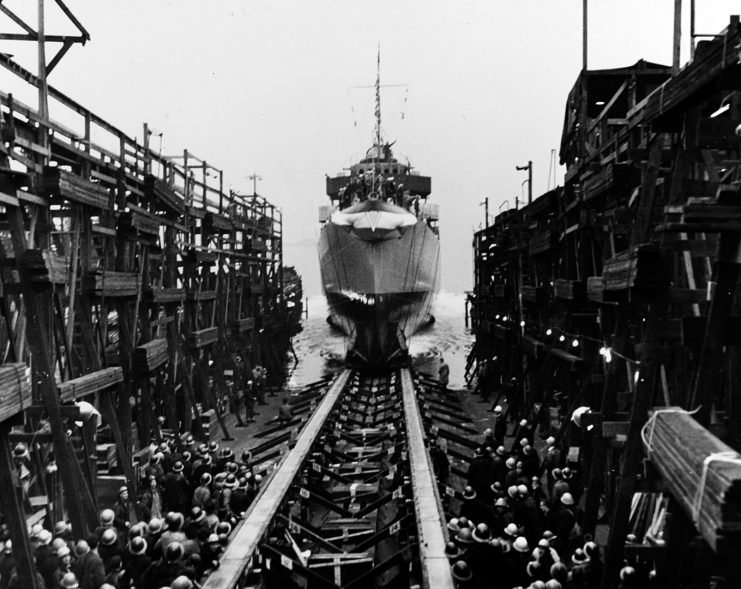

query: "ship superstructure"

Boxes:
[318, 57, 440, 365]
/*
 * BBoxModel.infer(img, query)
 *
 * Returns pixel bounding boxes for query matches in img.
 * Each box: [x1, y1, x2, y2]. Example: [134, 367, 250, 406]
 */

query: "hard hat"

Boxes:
[455, 528, 474, 545]
[100, 509, 115, 525]
[571, 548, 590, 565]
[451, 560, 472, 582]
[60, 572, 80, 588]
[101, 528, 118, 546]
[129, 536, 147, 555]
[561, 492, 575, 506]
[170, 576, 194, 589]
[165, 542, 184, 561]
[513, 536, 529, 553]
[148, 518, 163, 534]
[444, 541, 461, 559]
[37, 529, 52, 545]
[472, 523, 490, 543]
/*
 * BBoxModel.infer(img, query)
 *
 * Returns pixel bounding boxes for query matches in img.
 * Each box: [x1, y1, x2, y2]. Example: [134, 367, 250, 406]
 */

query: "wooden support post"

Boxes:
[4, 191, 98, 537]
[673, 0, 682, 73]
[0, 424, 40, 589]
[582, 0, 588, 71]
[583, 313, 629, 536]
[196, 349, 232, 441]
[690, 233, 741, 426]
[602, 307, 666, 588]
[98, 385, 138, 494]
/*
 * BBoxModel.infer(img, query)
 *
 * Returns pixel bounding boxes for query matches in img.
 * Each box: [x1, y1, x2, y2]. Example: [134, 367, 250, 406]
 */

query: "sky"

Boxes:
[0, 1, 738, 295]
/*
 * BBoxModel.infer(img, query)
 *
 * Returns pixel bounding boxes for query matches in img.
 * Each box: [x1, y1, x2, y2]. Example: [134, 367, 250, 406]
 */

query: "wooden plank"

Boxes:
[0, 190, 19, 207]
[0, 363, 31, 422]
[201, 370, 351, 589]
[401, 369, 456, 589]
[57, 367, 124, 402]
[42, 167, 110, 209]
[601, 421, 630, 439]
[83, 270, 140, 297]
[133, 339, 168, 372]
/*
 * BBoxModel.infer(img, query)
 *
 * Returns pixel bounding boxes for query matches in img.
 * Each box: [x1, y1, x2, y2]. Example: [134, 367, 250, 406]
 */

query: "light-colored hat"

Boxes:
[60, 572, 80, 588]
[513, 536, 529, 553]
[571, 548, 590, 565]
[561, 492, 575, 506]
[54, 520, 69, 535]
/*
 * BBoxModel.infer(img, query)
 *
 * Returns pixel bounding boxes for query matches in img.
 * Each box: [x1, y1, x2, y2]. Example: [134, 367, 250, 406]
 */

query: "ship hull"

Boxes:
[319, 220, 439, 365]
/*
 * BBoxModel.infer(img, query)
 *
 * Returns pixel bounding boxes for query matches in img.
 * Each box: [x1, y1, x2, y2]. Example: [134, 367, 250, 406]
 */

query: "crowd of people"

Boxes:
[0, 437, 264, 589]
[441, 406, 649, 589]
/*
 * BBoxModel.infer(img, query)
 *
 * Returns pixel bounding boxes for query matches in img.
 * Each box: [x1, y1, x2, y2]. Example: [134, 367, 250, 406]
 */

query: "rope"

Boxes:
[692, 451, 741, 525]
[640, 406, 700, 459]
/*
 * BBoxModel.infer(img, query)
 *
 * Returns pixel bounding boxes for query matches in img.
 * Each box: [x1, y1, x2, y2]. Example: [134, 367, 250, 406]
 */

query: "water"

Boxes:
[288, 291, 473, 388]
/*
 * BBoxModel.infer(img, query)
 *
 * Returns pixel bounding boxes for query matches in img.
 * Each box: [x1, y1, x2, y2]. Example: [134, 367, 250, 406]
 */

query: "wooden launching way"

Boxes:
[469, 14, 741, 588]
[202, 368, 454, 589]
[0, 4, 294, 585]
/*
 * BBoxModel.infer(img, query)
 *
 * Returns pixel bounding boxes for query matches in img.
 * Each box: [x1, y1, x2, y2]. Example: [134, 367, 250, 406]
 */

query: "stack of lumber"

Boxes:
[187, 289, 217, 302]
[58, 367, 124, 402]
[0, 363, 31, 422]
[205, 212, 233, 232]
[553, 279, 586, 301]
[151, 287, 185, 304]
[83, 270, 140, 297]
[232, 317, 255, 334]
[200, 409, 219, 440]
[587, 276, 604, 302]
[144, 174, 185, 214]
[528, 229, 554, 256]
[133, 338, 168, 372]
[602, 245, 665, 300]
[188, 327, 219, 348]
[644, 408, 741, 552]
[42, 167, 111, 209]
[581, 163, 636, 201]
[521, 284, 545, 304]
[20, 249, 70, 284]
[118, 206, 161, 236]
[96, 443, 118, 473]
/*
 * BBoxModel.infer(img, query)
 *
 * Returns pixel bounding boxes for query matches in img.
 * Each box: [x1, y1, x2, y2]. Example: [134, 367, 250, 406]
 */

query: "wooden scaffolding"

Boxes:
[0, 4, 293, 585]
[470, 15, 741, 588]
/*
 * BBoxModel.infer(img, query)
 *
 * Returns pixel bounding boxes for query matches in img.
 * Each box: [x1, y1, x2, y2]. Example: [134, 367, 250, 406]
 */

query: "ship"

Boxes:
[318, 60, 440, 365]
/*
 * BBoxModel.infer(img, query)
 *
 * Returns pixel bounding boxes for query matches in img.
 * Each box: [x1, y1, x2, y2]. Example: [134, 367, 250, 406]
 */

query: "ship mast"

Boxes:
[374, 45, 382, 151]
[373, 45, 381, 195]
